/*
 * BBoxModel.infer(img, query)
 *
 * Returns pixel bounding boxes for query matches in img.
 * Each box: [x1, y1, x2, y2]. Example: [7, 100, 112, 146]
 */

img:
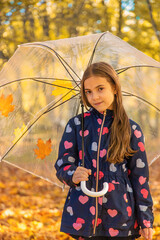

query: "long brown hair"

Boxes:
[81, 62, 136, 164]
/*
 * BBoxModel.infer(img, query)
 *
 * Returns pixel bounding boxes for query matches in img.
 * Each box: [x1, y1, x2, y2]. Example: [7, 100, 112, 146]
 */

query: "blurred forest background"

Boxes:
[0, 0, 160, 239]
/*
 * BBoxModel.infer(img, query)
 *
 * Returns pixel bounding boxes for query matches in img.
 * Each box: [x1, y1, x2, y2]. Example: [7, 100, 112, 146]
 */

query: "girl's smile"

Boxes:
[84, 76, 116, 113]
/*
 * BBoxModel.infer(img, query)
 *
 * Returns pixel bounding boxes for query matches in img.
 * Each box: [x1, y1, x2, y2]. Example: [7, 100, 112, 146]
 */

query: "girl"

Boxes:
[55, 62, 153, 240]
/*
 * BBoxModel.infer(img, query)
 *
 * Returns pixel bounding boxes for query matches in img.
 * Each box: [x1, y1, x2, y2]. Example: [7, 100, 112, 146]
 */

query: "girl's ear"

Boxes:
[114, 88, 117, 95]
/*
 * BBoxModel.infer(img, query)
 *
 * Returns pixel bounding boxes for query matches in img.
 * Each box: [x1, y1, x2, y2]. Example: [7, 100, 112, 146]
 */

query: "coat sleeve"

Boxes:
[127, 122, 154, 229]
[54, 117, 79, 188]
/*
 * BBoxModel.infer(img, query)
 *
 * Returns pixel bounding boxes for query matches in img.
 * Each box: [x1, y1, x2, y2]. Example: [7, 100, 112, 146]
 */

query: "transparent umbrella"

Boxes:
[0, 32, 159, 194]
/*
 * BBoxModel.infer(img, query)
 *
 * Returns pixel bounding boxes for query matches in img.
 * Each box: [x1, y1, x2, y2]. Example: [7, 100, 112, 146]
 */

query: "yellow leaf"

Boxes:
[13, 123, 27, 144]
[52, 79, 76, 101]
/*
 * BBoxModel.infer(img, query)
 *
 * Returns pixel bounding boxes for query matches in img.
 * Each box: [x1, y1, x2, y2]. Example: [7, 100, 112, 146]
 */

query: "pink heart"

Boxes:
[143, 220, 151, 228]
[89, 206, 95, 215]
[139, 176, 146, 185]
[108, 183, 115, 192]
[98, 197, 103, 205]
[109, 228, 119, 237]
[79, 150, 85, 160]
[97, 118, 102, 125]
[138, 142, 145, 152]
[107, 209, 118, 217]
[100, 149, 107, 158]
[63, 165, 71, 171]
[79, 130, 89, 137]
[141, 189, 148, 199]
[123, 193, 128, 203]
[76, 218, 85, 224]
[73, 223, 82, 231]
[84, 112, 91, 117]
[92, 159, 96, 168]
[64, 141, 73, 149]
[79, 195, 89, 204]
[127, 206, 132, 217]
[134, 130, 142, 138]
[112, 180, 120, 184]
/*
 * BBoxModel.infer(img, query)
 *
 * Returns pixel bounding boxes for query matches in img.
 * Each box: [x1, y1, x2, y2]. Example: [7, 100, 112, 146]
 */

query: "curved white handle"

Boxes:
[80, 181, 108, 197]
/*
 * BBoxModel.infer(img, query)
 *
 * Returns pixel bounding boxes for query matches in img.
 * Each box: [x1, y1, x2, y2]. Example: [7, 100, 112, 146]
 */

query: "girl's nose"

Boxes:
[92, 92, 99, 100]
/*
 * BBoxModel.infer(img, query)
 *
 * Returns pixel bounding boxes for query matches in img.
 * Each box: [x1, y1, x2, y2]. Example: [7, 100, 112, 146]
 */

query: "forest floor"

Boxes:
[0, 161, 160, 240]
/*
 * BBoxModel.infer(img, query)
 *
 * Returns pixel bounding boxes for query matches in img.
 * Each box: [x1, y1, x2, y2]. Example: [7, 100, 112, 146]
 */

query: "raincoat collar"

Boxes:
[90, 107, 114, 120]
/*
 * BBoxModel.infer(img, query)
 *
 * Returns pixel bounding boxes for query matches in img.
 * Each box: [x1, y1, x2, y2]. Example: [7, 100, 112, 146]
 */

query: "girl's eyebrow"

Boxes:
[84, 84, 105, 91]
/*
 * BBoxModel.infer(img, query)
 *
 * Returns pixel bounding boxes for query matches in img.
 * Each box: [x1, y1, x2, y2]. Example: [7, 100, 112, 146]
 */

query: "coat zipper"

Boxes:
[93, 110, 106, 235]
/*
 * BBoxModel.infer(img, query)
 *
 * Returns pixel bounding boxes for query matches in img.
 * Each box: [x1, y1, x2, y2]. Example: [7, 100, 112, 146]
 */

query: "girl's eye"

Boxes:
[85, 91, 91, 95]
[99, 88, 104, 91]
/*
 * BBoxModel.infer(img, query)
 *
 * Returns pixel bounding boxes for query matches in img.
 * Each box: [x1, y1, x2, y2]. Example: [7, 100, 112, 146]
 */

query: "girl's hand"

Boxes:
[139, 228, 153, 240]
[72, 166, 91, 184]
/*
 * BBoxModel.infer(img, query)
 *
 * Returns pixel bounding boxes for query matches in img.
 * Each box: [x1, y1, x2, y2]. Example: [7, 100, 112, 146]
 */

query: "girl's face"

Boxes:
[84, 76, 116, 113]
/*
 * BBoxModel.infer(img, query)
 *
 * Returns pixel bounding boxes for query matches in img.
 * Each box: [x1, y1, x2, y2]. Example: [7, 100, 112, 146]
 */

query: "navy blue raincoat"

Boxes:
[55, 108, 153, 239]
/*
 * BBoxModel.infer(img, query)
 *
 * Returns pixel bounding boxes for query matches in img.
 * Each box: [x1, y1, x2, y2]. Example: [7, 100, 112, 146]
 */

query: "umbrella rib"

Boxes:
[122, 90, 160, 112]
[116, 65, 160, 74]
[21, 43, 81, 88]
[87, 31, 107, 66]
[0, 77, 79, 91]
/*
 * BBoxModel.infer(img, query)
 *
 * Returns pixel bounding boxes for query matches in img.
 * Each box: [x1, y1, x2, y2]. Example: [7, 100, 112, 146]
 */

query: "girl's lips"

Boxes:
[94, 102, 103, 105]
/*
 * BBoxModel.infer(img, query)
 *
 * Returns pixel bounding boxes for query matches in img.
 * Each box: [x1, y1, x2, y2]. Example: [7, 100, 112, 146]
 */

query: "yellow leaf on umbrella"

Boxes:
[34, 138, 52, 160]
[0, 94, 15, 117]
[52, 79, 76, 101]
[13, 123, 27, 144]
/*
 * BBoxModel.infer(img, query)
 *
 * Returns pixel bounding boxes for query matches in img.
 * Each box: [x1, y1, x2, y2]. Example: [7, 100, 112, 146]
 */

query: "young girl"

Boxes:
[55, 62, 153, 240]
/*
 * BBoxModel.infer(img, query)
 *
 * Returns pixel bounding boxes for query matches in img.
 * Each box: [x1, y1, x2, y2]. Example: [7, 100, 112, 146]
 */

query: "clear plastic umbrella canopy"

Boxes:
[0, 31, 159, 187]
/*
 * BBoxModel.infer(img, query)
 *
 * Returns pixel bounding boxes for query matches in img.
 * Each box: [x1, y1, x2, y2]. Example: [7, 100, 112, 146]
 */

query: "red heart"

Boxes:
[138, 142, 145, 152]
[78, 195, 89, 204]
[107, 209, 118, 217]
[108, 183, 115, 192]
[63, 165, 71, 171]
[141, 189, 148, 199]
[94, 171, 104, 180]
[139, 176, 146, 185]
[92, 218, 102, 226]
[84, 112, 91, 117]
[134, 130, 142, 138]
[76, 218, 85, 224]
[127, 206, 132, 217]
[134, 220, 138, 229]
[73, 223, 82, 231]
[143, 220, 151, 228]
[109, 228, 119, 237]
[64, 141, 73, 149]
[103, 127, 109, 135]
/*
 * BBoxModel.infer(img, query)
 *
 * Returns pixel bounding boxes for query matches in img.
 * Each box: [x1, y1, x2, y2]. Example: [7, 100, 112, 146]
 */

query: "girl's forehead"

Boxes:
[84, 76, 111, 88]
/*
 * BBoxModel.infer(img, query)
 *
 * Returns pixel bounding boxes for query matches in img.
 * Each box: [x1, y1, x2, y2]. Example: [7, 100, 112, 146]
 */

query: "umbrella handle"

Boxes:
[80, 181, 108, 197]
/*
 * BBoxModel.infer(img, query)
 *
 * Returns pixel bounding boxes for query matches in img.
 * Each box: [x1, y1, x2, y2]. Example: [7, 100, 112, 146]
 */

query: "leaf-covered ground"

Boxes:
[0, 162, 159, 240]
